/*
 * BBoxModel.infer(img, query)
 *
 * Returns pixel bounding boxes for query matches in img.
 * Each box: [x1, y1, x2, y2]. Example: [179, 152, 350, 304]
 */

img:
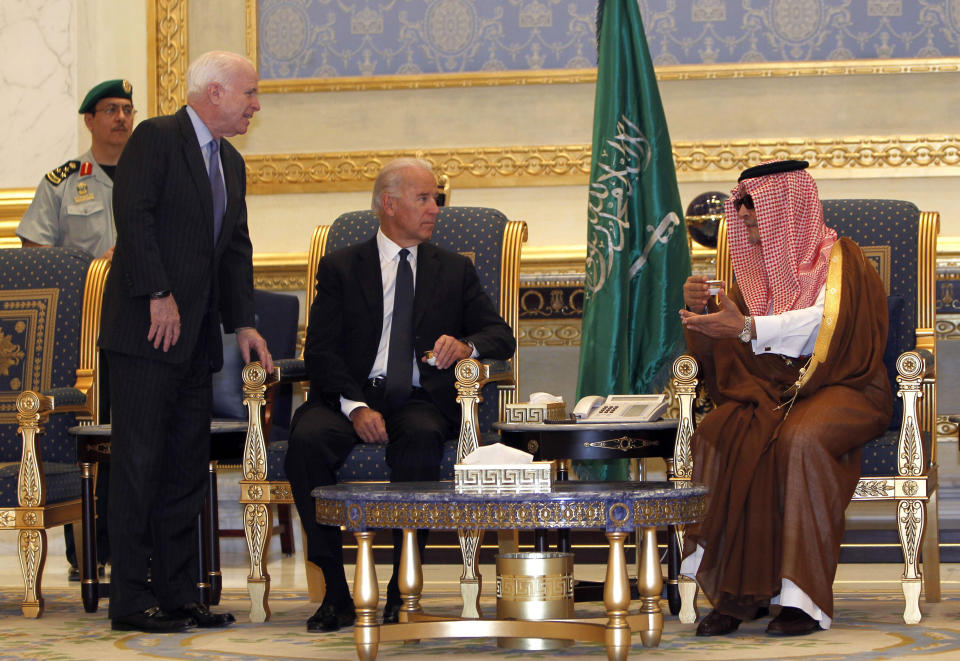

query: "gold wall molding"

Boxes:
[256, 58, 960, 93]
[147, 0, 188, 117]
[655, 58, 960, 82]
[243, 136, 960, 194]
[674, 136, 960, 179]
[244, 146, 592, 194]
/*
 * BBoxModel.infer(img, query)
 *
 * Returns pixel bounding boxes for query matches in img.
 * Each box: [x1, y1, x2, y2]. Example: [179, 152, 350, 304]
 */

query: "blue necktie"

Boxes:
[209, 140, 225, 243]
[385, 248, 414, 409]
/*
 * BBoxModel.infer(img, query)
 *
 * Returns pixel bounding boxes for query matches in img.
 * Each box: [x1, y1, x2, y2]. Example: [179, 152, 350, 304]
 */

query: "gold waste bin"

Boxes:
[496, 551, 574, 650]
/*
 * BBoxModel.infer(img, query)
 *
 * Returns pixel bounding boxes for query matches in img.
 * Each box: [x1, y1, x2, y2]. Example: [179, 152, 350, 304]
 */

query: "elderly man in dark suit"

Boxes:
[100, 51, 272, 633]
[285, 158, 516, 633]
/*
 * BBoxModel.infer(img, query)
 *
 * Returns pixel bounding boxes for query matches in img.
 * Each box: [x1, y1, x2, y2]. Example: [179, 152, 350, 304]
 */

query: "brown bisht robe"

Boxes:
[684, 237, 893, 620]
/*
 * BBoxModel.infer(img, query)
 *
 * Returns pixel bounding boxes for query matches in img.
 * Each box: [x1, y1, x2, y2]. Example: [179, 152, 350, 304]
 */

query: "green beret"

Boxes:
[78, 79, 133, 114]
[738, 160, 808, 182]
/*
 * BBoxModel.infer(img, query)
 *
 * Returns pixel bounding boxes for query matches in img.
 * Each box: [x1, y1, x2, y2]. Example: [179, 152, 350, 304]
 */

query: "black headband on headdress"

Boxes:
[738, 160, 809, 182]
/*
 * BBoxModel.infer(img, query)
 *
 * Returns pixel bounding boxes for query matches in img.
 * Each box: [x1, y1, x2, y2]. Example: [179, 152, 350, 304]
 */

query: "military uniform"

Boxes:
[17, 148, 116, 259]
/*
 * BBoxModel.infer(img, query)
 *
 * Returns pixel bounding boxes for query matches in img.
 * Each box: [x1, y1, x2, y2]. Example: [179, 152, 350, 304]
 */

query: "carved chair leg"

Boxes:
[897, 498, 924, 624]
[458, 529, 483, 619]
[244, 502, 273, 622]
[922, 492, 941, 603]
[675, 524, 699, 624]
[19, 528, 46, 618]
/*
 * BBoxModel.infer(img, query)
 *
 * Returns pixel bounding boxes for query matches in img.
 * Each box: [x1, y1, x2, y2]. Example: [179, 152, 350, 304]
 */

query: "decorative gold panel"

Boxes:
[147, 0, 188, 117]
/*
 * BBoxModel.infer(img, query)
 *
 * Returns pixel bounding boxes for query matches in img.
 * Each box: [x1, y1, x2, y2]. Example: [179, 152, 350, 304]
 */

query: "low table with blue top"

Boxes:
[312, 479, 706, 660]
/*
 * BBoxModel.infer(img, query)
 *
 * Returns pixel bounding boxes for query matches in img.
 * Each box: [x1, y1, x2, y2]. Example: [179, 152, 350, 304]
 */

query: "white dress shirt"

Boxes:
[340, 230, 421, 418]
[752, 285, 826, 357]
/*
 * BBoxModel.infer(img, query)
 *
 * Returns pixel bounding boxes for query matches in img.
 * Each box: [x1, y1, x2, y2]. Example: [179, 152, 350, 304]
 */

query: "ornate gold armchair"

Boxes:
[671, 200, 940, 624]
[1, 247, 109, 617]
[239, 207, 526, 621]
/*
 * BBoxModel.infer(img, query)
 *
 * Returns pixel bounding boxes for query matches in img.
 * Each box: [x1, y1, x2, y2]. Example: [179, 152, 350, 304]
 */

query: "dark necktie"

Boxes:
[385, 248, 414, 409]
[209, 140, 225, 243]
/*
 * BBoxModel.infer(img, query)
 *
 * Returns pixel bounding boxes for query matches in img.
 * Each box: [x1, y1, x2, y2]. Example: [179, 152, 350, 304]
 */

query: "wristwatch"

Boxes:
[738, 315, 753, 343]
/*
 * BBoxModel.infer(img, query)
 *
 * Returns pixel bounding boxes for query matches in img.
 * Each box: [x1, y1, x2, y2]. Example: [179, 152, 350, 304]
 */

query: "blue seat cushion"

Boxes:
[264, 439, 459, 483]
[0, 462, 80, 506]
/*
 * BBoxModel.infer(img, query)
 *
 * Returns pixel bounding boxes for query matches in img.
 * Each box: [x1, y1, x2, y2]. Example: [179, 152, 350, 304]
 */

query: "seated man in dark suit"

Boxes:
[285, 157, 516, 632]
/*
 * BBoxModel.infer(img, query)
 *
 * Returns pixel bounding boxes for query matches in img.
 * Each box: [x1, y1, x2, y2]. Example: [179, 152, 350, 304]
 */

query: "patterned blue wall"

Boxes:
[256, 0, 960, 80]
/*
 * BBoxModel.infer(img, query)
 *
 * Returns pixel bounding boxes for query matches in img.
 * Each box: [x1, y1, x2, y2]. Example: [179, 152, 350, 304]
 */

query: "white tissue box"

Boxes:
[454, 461, 555, 493]
[504, 401, 567, 424]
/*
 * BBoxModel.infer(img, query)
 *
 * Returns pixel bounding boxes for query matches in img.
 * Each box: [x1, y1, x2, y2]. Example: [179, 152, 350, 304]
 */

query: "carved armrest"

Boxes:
[454, 357, 514, 462]
[240, 359, 306, 483]
[895, 350, 933, 478]
[671, 355, 701, 481]
[14, 391, 55, 508]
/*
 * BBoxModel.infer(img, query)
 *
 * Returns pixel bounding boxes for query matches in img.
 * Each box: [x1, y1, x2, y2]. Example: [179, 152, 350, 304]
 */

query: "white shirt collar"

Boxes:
[185, 105, 216, 151]
[376, 228, 418, 264]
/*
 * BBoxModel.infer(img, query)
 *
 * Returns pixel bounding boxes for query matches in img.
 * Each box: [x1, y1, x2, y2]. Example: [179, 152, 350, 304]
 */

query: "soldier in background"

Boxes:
[17, 78, 136, 579]
[18, 78, 135, 259]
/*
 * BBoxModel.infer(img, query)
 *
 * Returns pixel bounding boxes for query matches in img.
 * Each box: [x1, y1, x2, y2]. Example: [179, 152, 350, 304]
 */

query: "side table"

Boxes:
[313, 480, 706, 661]
[495, 419, 682, 612]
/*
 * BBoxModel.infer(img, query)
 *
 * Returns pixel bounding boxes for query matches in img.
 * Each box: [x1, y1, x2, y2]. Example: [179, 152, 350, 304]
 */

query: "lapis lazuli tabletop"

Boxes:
[312, 480, 706, 533]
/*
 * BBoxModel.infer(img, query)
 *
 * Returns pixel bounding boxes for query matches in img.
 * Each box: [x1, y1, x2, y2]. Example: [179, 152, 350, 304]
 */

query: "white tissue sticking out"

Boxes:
[460, 443, 534, 465]
[529, 391, 564, 405]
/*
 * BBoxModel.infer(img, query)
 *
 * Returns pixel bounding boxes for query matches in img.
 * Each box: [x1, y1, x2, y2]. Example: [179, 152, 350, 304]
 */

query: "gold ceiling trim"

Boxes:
[244, 136, 960, 194]
[148, 0, 188, 117]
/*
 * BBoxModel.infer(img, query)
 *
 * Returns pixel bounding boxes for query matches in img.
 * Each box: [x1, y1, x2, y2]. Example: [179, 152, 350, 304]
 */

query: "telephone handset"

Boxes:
[572, 394, 669, 423]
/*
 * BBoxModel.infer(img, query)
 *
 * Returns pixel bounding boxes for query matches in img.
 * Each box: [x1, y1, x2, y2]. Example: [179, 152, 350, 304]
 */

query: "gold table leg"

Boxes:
[353, 531, 380, 661]
[399, 528, 423, 644]
[603, 531, 631, 661]
[638, 526, 663, 647]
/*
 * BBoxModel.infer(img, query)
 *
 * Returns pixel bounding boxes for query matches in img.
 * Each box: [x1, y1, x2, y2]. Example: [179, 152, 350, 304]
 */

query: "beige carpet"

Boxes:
[0, 588, 958, 660]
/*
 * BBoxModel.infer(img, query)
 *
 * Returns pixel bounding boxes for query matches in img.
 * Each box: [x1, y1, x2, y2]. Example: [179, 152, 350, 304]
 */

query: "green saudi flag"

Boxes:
[577, 0, 691, 402]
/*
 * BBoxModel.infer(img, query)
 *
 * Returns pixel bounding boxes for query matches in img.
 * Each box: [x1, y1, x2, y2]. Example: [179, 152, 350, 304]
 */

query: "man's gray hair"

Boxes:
[372, 158, 434, 215]
[186, 51, 252, 103]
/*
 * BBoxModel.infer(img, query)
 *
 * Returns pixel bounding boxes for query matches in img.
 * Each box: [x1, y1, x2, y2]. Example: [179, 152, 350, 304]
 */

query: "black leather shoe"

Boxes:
[307, 603, 356, 632]
[766, 606, 822, 636]
[168, 602, 235, 628]
[382, 601, 401, 624]
[111, 606, 195, 633]
[695, 609, 742, 636]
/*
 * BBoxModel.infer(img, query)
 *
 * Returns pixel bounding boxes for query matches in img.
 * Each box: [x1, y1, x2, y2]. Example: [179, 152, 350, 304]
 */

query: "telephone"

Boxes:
[571, 394, 669, 423]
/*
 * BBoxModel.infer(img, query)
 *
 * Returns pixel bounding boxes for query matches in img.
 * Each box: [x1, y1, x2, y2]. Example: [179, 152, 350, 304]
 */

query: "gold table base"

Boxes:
[350, 526, 662, 661]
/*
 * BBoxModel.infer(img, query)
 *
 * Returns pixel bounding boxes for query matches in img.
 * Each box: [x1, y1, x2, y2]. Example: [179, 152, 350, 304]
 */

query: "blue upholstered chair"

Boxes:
[672, 199, 940, 624]
[0, 247, 109, 617]
[239, 207, 526, 621]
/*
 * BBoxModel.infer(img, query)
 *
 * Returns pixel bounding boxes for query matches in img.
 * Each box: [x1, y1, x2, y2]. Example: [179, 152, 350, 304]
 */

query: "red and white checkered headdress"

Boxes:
[723, 162, 837, 316]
